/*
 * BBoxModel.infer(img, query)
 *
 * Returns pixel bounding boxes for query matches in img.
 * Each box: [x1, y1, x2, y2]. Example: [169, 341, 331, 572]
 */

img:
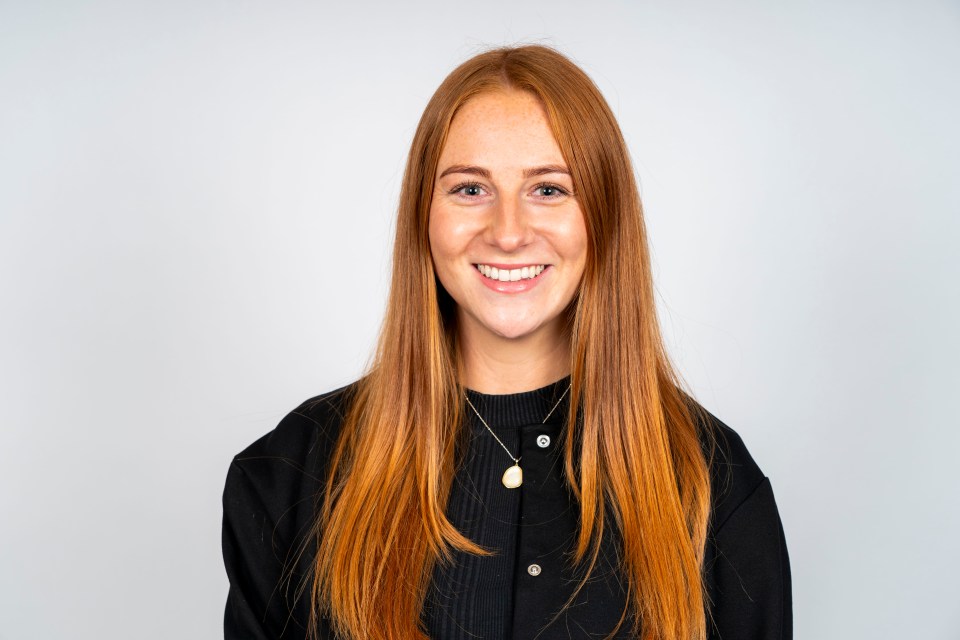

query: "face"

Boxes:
[429, 90, 588, 346]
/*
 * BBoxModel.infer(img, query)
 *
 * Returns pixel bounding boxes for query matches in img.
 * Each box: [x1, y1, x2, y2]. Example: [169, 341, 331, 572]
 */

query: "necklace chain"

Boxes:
[463, 383, 572, 463]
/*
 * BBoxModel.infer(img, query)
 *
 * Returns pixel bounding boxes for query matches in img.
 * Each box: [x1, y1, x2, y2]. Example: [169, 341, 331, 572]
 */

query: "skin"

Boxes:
[429, 89, 588, 394]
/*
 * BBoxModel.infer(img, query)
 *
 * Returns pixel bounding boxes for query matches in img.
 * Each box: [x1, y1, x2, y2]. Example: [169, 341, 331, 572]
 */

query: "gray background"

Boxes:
[2, 1, 958, 638]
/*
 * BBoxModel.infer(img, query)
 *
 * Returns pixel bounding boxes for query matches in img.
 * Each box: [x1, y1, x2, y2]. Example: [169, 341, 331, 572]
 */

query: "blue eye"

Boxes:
[451, 182, 485, 197]
[533, 183, 568, 198]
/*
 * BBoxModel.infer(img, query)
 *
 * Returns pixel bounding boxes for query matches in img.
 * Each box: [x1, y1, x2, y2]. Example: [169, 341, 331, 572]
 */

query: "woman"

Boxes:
[222, 45, 791, 640]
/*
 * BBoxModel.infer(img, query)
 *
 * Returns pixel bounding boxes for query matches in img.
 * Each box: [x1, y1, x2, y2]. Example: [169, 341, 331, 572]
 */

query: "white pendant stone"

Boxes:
[502, 464, 523, 489]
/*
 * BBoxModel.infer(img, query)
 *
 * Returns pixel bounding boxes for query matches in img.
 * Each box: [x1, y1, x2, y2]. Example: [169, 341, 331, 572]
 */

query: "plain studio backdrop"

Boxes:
[2, 1, 958, 638]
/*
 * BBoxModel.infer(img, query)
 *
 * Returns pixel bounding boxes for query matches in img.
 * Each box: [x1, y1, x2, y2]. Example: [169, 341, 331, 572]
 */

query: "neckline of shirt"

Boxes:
[464, 375, 571, 430]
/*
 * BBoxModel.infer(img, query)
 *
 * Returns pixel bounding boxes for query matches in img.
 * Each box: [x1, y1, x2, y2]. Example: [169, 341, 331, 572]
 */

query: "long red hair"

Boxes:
[310, 45, 712, 640]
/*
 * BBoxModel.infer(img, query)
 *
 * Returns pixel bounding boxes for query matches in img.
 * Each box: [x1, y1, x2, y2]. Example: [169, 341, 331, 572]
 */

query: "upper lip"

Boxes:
[474, 262, 549, 269]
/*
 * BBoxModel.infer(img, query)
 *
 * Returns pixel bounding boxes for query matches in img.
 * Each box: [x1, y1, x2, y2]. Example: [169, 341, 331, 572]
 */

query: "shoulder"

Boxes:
[694, 407, 793, 637]
[222, 384, 357, 638]
[225, 383, 358, 515]
[232, 383, 356, 468]
[695, 406, 770, 531]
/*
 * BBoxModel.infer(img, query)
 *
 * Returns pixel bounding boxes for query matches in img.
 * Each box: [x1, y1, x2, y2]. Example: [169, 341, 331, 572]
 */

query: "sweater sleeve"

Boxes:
[222, 460, 311, 640]
[706, 477, 793, 640]
[222, 391, 349, 640]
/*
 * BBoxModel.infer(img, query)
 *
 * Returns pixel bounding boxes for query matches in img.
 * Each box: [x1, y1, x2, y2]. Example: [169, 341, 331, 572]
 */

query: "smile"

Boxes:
[475, 264, 546, 282]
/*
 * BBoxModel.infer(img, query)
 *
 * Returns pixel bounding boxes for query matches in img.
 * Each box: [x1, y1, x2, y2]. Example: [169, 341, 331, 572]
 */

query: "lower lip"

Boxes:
[475, 266, 550, 293]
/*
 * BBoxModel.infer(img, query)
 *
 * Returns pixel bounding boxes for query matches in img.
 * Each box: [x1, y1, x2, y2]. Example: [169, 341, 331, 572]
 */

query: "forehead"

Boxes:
[439, 90, 565, 167]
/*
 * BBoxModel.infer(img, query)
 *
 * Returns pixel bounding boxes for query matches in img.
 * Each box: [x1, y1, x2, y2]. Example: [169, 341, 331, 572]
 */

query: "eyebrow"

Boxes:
[437, 164, 570, 180]
[438, 165, 491, 179]
[522, 165, 570, 179]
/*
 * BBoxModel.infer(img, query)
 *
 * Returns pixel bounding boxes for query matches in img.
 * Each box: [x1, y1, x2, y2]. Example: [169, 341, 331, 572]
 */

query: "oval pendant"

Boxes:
[502, 464, 523, 489]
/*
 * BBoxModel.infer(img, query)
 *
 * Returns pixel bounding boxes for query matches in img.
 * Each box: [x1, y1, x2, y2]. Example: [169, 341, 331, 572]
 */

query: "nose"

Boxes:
[486, 195, 533, 253]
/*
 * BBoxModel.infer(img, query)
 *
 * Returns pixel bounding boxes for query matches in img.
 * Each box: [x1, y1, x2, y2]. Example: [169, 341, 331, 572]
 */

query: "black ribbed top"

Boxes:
[423, 376, 572, 640]
[463, 377, 572, 429]
[224, 378, 792, 640]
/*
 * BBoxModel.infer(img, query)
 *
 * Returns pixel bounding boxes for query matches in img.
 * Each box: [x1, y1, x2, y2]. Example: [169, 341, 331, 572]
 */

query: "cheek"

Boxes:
[429, 205, 478, 262]
[558, 212, 589, 266]
[428, 206, 464, 283]
[427, 207, 450, 261]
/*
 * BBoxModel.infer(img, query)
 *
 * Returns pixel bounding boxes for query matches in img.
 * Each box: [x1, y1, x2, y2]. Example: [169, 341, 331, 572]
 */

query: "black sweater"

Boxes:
[222, 379, 792, 639]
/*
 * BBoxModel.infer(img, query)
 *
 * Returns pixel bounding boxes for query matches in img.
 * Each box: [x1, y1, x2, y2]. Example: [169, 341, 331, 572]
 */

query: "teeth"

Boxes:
[475, 264, 546, 281]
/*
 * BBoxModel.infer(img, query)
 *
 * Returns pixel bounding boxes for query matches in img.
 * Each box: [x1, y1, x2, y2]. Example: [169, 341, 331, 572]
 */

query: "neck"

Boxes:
[459, 320, 571, 394]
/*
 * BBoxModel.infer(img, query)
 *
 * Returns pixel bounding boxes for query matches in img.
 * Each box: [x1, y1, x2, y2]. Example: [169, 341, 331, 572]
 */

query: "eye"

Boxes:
[449, 181, 487, 198]
[532, 183, 569, 199]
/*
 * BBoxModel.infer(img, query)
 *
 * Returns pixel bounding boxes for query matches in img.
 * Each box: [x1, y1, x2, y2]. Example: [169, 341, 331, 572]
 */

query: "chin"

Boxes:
[459, 306, 555, 343]
[484, 318, 545, 341]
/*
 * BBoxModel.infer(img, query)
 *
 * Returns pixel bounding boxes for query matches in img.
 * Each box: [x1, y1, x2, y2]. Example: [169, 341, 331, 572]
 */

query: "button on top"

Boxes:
[536, 434, 551, 448]
[527, 563, 542, 576]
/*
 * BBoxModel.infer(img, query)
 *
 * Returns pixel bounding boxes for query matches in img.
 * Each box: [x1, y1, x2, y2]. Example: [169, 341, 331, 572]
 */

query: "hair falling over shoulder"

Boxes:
[308, 45, 713, 640]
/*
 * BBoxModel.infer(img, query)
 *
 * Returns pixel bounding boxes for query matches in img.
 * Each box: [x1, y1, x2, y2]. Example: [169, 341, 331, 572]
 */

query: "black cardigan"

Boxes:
[222, 380, 792, 639]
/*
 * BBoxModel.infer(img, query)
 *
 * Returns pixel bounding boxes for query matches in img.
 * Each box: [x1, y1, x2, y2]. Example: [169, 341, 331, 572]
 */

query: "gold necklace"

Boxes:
[463, 384, 571, 489]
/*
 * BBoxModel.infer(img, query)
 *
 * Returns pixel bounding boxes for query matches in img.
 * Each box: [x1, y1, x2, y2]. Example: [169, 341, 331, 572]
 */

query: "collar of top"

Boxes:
[464, 376, 571, 430]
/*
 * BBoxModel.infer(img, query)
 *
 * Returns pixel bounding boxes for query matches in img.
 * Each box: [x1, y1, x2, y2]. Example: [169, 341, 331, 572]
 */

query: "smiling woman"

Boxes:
[222, 45, 792, 640]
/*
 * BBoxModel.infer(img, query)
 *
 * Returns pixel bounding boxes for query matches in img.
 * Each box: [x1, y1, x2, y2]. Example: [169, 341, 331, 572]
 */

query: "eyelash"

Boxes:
[448, 181, 570, 199]
[531, 182, 570, 198]
[449, 181, 486, 197]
